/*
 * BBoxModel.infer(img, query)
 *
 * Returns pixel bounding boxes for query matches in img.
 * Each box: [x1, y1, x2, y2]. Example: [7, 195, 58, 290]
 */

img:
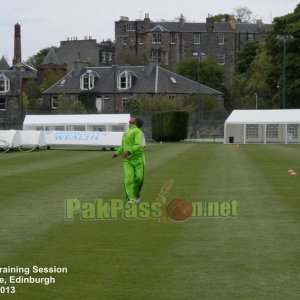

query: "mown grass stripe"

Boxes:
[0, 144, 299, 299]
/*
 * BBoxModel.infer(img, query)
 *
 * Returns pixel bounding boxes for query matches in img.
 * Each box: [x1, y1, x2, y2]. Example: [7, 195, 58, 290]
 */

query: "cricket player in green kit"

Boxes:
[112, 116, 145, 204]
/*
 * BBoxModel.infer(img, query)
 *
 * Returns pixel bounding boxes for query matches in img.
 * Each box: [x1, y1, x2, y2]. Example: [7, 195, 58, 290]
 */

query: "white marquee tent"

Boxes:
[23, 114, 131, 148]
[224, 109, 300, 144]
[23, 114, 130, 132]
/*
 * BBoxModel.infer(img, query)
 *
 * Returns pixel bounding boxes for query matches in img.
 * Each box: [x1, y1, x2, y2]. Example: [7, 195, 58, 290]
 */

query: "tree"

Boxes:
[236, 41, 259, 73]
[265, 4, 300, 108]
[200, 59, 225, 92]
[233, 6, 253, 23]
[123, 94, 195, 115]
[176, 58, 225, 92]
[124, 98, 141, 115]
[244, 42, 274, 108]
[212, 14, 231, 22]
[230, 2, 300, 110]
[232, 41, 275, 109]
[22, 79, 42, 112]
[25, 47, 57, 67]
[41, 68, 64, 91]
[176, 58, 198, 82]
[57, 95, 86, 114]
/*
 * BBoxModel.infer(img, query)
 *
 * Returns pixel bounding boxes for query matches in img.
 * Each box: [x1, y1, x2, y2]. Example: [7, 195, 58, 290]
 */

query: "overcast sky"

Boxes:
[1, 0, 299, 64]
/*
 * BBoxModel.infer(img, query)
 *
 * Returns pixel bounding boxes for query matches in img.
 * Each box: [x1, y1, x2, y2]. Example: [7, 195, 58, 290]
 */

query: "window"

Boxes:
[138, 37, 144, 44]
[266, 124, 278, 139]
[51, 96, 58, 110]
[59, 79, 66, 86]
[83, 77, 90, 89]
[170, 77, 177, 84]
[216, 53, 225, 65]
[80, 70, 99, 90]
[0, 74, 10, 93]
[108, 52, 112, 62]
[287, 124, 298, 139]
[122, 37, 128, 45]
[117, 71, 136, 90]
[95, 97, 109, 111]
[247, 33, 254, 41]
[73, 125, 85, 131]
[0, 98, 7, 110]
[102, 52, 106, 63]
[92, 125, 106, 132]
[55, 126, 65, 131]
[151, 50, 168, 65]
[193, 34, 201, 44]
[111, 125, 126, 132]
[218, 33, 225, 45]
[246, 124, 259, 139]
[152, 33, 161, 44]
[126, 23, 136, 31]
[122, 97, 128, 107]
[171, 33, 177, 44]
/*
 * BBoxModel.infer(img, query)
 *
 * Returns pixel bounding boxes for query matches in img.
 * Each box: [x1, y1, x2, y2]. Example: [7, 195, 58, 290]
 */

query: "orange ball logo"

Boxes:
[166, 199, 193, 221]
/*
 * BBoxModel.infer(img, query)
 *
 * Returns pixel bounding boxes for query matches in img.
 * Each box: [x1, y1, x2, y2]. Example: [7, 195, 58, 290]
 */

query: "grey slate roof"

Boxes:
[8, 63, 37, 79]
[236, 23, 273, 33]
[149, 20, 272, 33]
[42, 47, 61, 65]
[0, 56, 10, 70]
[43, 64, 223, 96]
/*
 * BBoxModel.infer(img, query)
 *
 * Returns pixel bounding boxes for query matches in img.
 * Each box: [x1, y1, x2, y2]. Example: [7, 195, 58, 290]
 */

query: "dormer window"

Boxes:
[117, 70, 136, 90]
[80, 70, 99, 90]
[0, 74, 10, 93]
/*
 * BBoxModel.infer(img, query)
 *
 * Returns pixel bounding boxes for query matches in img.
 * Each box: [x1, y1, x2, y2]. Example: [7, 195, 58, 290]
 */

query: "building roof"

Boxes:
[225, 110, 300, 124]
[6, 63, 37, 79]
[43, 63, 223, 96]
[149, 20, 272, 33]
[0, 56, 10, 70]
[42, 47, 61, 65]
[236, 23, 273, 33]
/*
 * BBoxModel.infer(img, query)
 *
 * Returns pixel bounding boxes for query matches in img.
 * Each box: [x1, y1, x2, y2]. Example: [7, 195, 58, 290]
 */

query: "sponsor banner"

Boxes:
[44, 131, 123, 147]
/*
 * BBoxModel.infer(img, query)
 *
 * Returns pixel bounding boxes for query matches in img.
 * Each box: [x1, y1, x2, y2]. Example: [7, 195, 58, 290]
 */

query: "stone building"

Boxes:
[115, 14, 273, 81]
[36, 47, 67, 86]
[42, 60, 223, 114]
[54, 37, 115, 72]
[0, 63, 37, 129]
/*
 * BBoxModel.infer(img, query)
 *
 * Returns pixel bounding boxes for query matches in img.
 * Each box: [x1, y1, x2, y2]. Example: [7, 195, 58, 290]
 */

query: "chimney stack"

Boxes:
[13, 23, 22, 65]
[206, 17, 214, 32]
[228, 15, 236, 30]
[179, 14, 185, 30]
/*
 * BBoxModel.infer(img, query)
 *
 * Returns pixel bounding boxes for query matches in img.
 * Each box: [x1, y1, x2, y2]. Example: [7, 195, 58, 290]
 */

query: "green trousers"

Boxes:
[123, 155, 145, 201]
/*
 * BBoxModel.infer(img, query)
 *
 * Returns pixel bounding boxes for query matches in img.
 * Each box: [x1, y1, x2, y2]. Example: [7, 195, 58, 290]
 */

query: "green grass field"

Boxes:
[0, 143, 299, 299]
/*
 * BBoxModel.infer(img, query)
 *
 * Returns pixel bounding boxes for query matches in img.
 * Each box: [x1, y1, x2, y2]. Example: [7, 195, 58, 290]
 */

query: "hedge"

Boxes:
[152, 111, 189, 141]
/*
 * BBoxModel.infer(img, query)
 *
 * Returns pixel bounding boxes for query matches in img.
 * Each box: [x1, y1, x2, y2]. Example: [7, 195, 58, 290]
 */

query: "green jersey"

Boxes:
[115, 124, 145, 159]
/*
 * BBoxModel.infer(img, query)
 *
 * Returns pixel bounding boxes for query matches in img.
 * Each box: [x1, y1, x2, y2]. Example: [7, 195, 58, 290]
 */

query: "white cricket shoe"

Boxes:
[127, 198, 140, 205]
